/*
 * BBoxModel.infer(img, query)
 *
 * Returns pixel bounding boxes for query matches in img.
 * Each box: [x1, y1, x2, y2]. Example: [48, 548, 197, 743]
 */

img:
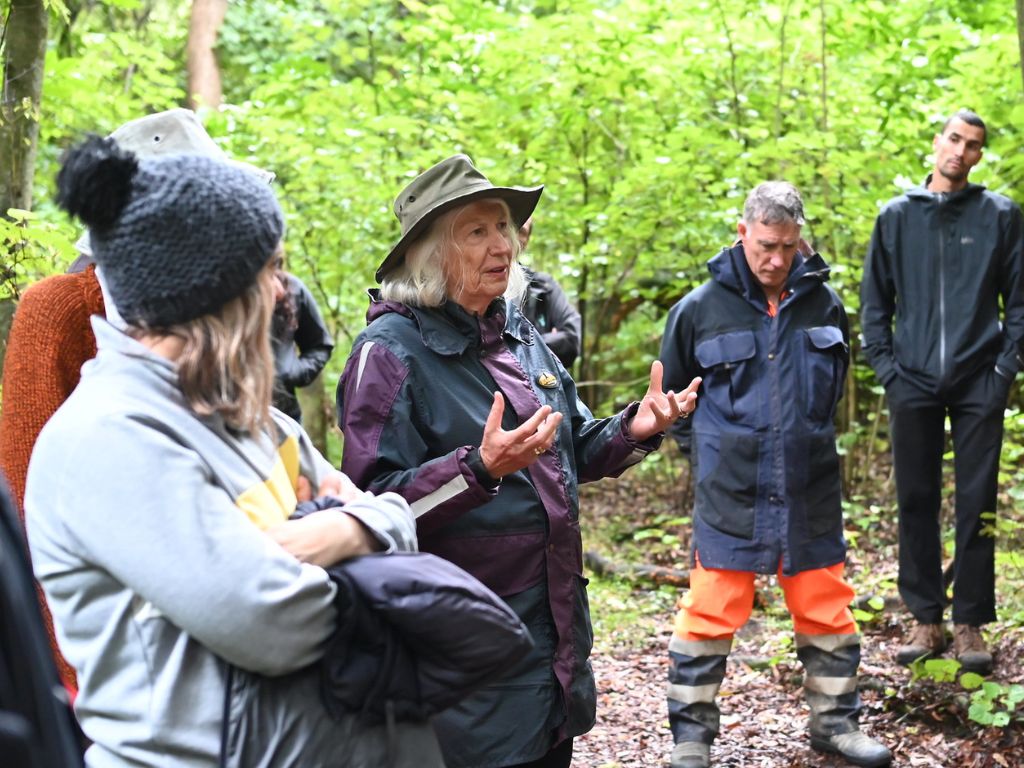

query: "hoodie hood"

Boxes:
[906, 177, 985, 202]
[905, 178, 986, 226]
[707, 243, 831, 311]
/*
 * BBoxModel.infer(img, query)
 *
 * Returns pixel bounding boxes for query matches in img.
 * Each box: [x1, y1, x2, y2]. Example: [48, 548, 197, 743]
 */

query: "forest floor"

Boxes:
[572, 462, 1024, 768]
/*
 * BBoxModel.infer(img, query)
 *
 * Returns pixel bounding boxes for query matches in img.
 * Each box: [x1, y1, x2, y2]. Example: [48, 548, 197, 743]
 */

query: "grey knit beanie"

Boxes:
[56, 135, 283, 327]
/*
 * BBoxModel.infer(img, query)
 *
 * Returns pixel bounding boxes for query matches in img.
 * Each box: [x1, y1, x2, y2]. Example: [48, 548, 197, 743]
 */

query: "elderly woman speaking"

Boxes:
[337, 155, 700, 768]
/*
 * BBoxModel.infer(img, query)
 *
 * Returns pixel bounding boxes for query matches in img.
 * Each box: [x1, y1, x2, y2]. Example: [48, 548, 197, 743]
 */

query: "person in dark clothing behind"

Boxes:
[860, 109, 1024, 674]
[0, 475, 84, 768]
[271, 257, 334, 423]
[517, 217, 582, 369]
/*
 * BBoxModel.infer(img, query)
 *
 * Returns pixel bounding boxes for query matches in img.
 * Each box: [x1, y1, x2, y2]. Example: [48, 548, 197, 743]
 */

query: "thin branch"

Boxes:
[774, 0, 793, 142]
[713, 0, 744, 142]
[819, 0, 828, 133]
[585, 228, 657, 371]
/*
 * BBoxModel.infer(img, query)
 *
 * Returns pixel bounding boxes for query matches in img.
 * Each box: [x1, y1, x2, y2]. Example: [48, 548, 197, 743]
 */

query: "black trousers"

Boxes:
[887, 367, 1008, 625]
[506, 738, 574, 768]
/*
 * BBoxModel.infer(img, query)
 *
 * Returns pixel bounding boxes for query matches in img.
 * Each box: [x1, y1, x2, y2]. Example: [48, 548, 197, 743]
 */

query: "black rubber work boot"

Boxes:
[810, 731, 892, 767]
[801, 633, 890, 767]
[669, 741, 710, 768]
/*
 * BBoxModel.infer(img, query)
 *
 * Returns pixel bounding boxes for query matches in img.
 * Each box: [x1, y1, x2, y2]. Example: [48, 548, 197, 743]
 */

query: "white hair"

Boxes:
[381, 197, 527, 308]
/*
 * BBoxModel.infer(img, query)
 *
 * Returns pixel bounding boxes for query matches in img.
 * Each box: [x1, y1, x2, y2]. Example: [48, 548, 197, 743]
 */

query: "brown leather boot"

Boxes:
[953, 624, 993, 675]
[895, 622, 946, 666]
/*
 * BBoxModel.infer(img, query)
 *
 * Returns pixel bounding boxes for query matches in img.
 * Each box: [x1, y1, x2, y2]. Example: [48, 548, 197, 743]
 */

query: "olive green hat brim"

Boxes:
[375, 184, 543, 283]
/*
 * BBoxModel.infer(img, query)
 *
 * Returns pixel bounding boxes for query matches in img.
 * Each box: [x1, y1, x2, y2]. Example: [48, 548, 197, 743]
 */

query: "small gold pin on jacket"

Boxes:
[537, 372, 558, 389]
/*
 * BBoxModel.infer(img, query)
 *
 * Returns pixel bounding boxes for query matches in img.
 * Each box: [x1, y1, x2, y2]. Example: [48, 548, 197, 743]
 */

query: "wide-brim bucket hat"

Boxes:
[74, 109, 274, 263]
[376, 154, 543, 282]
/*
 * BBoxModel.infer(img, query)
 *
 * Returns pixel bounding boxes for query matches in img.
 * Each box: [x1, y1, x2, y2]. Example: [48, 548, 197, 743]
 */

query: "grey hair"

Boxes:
[742, 181, 806, 227]
[380, 197, 528, 308]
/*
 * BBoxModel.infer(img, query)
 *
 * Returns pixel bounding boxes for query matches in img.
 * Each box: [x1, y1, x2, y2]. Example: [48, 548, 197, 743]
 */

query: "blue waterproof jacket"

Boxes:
[661, 245, 849, 576]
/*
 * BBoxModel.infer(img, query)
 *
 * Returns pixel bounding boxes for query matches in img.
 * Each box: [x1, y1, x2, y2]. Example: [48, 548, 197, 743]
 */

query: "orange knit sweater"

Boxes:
[0, 264, 105, 692]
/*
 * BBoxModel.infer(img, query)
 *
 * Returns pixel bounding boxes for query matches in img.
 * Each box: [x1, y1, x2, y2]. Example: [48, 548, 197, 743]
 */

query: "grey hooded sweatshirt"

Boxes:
[25, 318, 417, 767]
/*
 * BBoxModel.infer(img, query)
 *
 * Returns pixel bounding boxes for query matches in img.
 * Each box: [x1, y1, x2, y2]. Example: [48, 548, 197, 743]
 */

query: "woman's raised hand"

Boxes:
[479, 392, 563, 479]
[628, 361, 701, 442]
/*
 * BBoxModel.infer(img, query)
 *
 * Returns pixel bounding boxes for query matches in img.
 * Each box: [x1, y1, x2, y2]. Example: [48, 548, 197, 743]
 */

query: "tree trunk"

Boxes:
[0, 297, 15, 380]
[1, 0, 48, 216]
[186, 0, 227, 110]
[1018, 0, 1024, 95]
[297, 372, 330, 458]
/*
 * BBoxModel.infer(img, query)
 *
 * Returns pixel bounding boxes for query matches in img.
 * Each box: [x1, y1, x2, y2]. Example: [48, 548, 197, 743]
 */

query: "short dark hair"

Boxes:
[942, 109, 986, 146]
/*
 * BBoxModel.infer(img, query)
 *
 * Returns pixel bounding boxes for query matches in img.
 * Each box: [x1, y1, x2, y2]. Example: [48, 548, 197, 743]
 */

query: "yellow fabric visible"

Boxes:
[235, 435, 301, 530]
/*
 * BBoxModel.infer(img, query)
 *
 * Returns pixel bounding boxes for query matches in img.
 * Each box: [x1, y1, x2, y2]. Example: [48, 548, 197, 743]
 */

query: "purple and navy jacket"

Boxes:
[337, 292, 659, 767]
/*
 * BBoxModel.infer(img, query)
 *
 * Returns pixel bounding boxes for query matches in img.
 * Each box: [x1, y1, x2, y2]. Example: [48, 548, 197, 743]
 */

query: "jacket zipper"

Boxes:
[938, 194, 947, 383]
[768, 297, 785, 570]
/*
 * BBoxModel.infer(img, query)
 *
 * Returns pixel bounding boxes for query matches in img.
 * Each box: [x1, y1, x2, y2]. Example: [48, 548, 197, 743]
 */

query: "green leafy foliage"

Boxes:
[15, 0, 1024, 344]
[907, 659, 1024, 728]
[909, 657, 960, 684]
[963, 677, 1024, 728]
[15, 0, 1023, 413]
[1, 209, 76, 300]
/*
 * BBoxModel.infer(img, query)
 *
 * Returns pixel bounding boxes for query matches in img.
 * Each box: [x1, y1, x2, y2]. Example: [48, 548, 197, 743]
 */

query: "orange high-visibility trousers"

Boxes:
[673, 559, 857, 641]
[668, 559, 862, 747]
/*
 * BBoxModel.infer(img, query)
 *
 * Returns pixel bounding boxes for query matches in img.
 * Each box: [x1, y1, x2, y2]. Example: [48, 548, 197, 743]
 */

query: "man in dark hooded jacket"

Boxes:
[271, 269, 334, 423]
[660, 182, 891, 768]
[860, 110, 1024, 674]
[516, 217, 582, 369]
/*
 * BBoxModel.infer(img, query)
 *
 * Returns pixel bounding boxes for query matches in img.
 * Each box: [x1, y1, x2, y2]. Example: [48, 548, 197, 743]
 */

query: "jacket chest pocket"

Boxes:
[801, 326, 846, 423]
[695, 330, 758, 426]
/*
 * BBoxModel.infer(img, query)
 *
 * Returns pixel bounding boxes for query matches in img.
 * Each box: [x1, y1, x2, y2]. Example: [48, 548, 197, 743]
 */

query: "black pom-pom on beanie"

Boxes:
[56, 136, 139, 232]
[54, 136, 284, 328]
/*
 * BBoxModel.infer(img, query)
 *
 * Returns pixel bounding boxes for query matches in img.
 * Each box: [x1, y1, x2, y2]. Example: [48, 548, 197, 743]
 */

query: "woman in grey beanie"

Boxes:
[23, 137, 441, 767]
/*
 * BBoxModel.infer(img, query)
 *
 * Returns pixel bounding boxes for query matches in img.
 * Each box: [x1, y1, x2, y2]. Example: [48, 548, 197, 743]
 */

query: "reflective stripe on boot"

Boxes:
[796, 633, 861, 738]
[667, 636, 732, 745]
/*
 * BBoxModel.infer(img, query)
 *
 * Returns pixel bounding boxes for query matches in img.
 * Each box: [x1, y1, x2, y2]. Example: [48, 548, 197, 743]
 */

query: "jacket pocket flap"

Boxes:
[695, 330, 756, 367]
[805, 325, 846, 352]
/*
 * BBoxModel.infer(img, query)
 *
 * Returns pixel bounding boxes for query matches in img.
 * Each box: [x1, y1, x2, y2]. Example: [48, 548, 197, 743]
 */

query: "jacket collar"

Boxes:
[707, 243, 831, 311]
[365, 289, 534, 355]
[906, 177, 985, 203]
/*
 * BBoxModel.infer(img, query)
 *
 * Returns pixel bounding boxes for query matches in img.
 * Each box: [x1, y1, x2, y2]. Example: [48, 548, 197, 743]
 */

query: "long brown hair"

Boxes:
[172, 262, 278, 434]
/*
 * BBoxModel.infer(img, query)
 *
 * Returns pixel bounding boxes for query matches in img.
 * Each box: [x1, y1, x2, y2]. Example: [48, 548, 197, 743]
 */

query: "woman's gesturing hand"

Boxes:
[479, 392, 563, 479]
[628, 361, 701, 442]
